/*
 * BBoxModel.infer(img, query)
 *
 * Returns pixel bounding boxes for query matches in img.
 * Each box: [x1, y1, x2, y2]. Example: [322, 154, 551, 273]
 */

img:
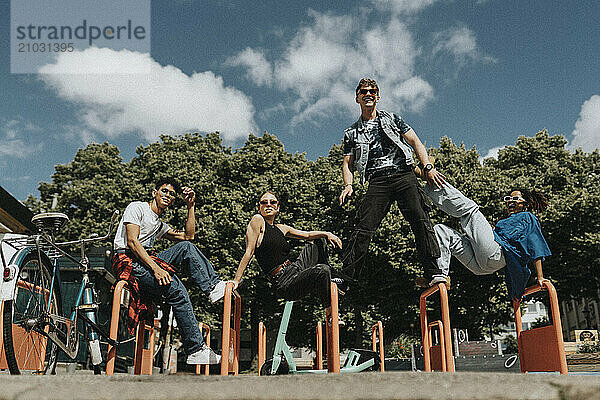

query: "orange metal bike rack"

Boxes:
[325, 282, 341, 373]
[371, 321, 385, 372]
[258, 282, 343, 374]
[106, 281, 241, 376]
[220, 281, 241, 376]
[257, 321, 267, 375]
[195, 322, 211, 376]
[315, 321, 323, 370]
[513, 279, 568, 375]
[315, 319, 385, 372]
[426, 320, 447, 372]
[420, 283, 454, 372]
[106, 280, 155, 375]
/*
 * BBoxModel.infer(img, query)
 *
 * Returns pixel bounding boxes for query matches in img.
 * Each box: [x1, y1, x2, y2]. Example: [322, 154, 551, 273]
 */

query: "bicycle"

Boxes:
[1, 210, 120, 375]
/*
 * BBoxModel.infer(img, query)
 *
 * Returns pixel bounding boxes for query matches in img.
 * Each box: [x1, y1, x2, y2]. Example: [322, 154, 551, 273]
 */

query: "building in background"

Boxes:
[561, 296, 600, 339]
[494, 301, 549, 341]
[0, 185, 34, 234]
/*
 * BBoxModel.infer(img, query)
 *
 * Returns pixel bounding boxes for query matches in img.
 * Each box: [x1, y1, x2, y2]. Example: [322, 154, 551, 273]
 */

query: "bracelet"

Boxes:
[345, 183, 352, 187]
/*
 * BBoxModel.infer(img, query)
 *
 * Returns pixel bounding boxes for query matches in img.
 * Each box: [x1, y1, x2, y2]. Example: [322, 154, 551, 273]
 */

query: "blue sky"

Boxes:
[1, 0, 599, 201]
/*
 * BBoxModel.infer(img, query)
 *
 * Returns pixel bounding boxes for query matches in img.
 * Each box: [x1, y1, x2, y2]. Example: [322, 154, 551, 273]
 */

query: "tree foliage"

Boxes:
[32, 129, 600, 348]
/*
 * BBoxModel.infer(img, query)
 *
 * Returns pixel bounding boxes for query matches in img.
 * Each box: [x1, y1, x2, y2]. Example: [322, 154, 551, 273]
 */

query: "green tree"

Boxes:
[31, 129, 600, 356]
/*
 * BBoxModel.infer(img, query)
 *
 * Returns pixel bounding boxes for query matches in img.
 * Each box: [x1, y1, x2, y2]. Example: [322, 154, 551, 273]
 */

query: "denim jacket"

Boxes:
[343, 110, 415, 184]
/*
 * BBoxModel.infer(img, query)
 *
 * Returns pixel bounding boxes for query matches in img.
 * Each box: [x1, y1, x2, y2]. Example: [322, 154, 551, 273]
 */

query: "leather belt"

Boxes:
[270, 260, 291, 278]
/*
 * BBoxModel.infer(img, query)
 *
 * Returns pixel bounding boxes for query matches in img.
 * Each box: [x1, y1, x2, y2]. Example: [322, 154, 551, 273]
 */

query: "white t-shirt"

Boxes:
[113, 201, 172, 251]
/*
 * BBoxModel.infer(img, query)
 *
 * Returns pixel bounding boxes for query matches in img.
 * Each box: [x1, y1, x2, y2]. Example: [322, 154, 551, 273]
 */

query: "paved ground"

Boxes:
[1, 371, 600, 400]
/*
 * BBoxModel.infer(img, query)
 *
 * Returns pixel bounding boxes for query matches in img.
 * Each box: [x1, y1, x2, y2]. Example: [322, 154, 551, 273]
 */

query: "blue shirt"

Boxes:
[493, 211, 551, 300]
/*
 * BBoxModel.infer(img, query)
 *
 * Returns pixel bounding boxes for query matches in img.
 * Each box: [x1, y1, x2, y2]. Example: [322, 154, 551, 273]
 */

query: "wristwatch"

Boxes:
[423, 163, 434, 172]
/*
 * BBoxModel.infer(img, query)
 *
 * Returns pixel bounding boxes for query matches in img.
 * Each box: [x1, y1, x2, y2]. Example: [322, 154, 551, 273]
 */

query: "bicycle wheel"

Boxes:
[2, 250, 62, 375]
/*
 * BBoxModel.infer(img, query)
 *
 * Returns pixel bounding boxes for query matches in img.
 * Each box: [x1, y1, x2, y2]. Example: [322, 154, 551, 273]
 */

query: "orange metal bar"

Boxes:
[16, 280, 50, 301]
[513, 279, 568, 375]
[257, 322, 266, 375]
[106, 280, 127, 375]
[371, 321, 385, 372]
[220, 282, 241, 375]
[325, 282, 340, 373]
[196, 323, 211, 376]
[420, 283, 454, 372]
[133, 322, 154, 375]
[107, 280, 153, 375]
[316, 321, 323, 370]
[427, 320, 447, 371]
[0, 301, 5, 369]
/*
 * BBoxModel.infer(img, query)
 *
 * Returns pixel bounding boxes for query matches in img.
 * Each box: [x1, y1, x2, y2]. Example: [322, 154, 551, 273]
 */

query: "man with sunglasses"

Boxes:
[340, 78, 447, 288]
[112, 177, 226, 365]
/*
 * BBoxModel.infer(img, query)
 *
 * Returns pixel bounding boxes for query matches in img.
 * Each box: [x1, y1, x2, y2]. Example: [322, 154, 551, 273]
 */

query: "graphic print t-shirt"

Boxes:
[363, 117, 408, 181]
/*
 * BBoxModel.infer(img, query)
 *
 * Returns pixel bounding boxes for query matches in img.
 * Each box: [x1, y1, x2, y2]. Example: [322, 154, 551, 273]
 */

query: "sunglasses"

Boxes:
[259, 199, 279, 206]
[503, 196, 525, 203]
[359, 88, 378, 95]
[160, 188, 177, 198]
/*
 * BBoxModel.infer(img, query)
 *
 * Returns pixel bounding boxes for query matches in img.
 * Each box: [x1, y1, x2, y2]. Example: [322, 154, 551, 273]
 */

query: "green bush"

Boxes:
[502, 335, 519, 354]
[387, 335, 417, 358]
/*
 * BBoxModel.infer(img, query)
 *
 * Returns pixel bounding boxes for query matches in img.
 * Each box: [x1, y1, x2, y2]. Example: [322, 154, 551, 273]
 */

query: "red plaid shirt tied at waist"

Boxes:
[111, 251, 175, 335]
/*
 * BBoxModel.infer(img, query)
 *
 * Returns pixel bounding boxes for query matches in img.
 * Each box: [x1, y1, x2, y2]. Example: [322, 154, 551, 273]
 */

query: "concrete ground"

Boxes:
[1, 371, 600, 400]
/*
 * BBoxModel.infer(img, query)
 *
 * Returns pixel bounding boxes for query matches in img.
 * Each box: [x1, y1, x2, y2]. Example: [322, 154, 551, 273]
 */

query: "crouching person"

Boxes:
[232, 191, 342, 308]
[112, 177, 226, 364]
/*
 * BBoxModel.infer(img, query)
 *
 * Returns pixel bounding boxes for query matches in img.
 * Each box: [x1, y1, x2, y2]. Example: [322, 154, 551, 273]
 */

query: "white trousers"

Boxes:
[424, 183, 505, 276]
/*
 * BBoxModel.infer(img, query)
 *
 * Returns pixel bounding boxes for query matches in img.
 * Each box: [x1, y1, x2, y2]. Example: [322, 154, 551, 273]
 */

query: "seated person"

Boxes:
[420, 180, 551, 300]
[232, 191, 342, 308]
[112, 177, 225, 364]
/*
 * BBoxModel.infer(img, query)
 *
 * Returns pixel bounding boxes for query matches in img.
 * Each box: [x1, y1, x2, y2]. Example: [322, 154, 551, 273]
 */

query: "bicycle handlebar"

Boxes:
[53, 210, 120, 247]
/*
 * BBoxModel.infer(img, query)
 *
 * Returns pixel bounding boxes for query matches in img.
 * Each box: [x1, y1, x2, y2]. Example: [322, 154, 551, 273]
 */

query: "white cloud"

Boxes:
[226, 48, 273, 86]
[568, 95, 600, 152]
[433, 26, 496, 65]
[38, 47, 257, 143]
[229, 8, 491, 129]
[0, 119, 43, 158]
[231, 10, 435, 126]
[369, 0, 438, 15]
[479, 145, 504, 163]
[274, 11, 355, 98]
[391, 77, 434, 113]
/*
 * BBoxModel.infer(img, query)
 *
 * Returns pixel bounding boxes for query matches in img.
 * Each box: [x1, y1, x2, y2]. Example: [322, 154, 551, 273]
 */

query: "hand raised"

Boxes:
[182, 186, 196, 207]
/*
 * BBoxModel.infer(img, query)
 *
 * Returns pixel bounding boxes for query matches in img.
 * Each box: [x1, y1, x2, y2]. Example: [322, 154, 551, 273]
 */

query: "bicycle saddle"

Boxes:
[31, 212, 70, 233]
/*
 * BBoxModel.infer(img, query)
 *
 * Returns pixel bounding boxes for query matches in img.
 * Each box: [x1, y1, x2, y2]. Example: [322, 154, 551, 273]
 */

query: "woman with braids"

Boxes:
[232, 191, 343, 307]
[418, 181, 551, 300]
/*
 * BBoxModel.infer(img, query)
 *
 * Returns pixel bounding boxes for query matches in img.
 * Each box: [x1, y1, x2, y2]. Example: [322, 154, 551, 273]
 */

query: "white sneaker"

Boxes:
[429, 275, 451, 290]
[186, 344, 221, 365]
[208, 280, 227, 303]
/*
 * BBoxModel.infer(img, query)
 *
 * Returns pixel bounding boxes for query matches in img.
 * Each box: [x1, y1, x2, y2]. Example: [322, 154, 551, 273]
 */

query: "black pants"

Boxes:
[275, 239, 332, 307]
[342, 171, 442, 280]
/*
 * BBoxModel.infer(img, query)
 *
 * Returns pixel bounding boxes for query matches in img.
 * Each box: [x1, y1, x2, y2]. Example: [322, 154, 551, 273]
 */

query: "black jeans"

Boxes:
[275, 239, 332, 307]
[342, 171, 442, 280]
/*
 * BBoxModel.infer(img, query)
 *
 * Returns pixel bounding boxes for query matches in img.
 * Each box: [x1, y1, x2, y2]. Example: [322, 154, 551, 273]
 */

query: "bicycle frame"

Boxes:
[1, 211, 120, 363]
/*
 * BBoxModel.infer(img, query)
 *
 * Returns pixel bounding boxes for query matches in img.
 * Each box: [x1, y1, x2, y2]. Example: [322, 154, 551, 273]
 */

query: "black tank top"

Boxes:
[254, 220, 291, 275]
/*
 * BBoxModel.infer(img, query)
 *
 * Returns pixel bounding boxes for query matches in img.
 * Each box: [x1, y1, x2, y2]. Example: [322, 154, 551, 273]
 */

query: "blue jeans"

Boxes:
[130, 241, 220, 354]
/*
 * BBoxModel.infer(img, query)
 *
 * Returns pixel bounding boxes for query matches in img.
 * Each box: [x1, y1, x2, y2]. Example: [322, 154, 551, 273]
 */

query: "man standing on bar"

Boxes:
[339, 78, 448, 288]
